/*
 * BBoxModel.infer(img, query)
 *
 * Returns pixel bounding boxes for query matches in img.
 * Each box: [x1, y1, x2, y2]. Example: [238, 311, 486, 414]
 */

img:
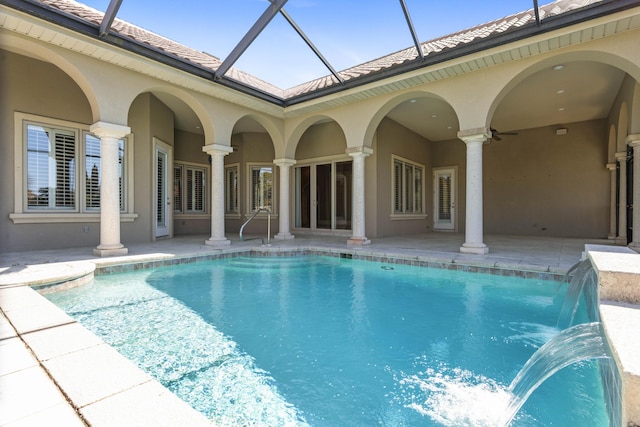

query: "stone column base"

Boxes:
[93, 245, 128, 257]
[348, 237, 371, 246]
[274, 233, 295, 240]
[460, 243, 489, 255]
[205, 238, 231, 247]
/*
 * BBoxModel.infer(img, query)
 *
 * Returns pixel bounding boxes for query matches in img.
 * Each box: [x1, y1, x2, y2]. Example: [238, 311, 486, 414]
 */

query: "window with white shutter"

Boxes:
[225, 165, 239, 214]
[173, 162, 207, 214]
[26, 124, 76, 210]
[249, 165, 273, 212]
[391, 156, 425, 215]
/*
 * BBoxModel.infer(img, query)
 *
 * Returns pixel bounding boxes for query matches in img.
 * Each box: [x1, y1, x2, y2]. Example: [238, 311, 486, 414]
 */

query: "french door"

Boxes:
[154, 138, 172, 238]
[433, 167, 456, 231]
[295, 161, 352, 231]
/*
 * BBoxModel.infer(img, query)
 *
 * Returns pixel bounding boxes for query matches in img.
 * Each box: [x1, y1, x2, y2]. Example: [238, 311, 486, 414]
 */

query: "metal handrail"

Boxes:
[239, 207, 271, 245]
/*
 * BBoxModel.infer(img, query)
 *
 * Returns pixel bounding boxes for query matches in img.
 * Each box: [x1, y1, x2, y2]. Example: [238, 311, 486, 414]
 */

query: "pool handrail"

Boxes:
[239, 207, 271, 245]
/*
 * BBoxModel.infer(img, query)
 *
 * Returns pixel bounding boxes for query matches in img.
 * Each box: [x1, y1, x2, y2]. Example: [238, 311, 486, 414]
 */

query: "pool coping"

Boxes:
[0, 244, 629, 426]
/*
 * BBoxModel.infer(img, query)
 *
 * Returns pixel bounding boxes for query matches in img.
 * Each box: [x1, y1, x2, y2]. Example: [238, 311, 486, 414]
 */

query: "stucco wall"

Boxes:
[483, 120, 608, 237]
[0, 50, 94, 252]
[430, 121, 609, 238]
[373, 118, 432, 237]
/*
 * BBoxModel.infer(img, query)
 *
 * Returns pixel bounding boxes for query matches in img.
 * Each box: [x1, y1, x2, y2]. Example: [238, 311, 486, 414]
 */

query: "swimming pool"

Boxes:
[45, 255, 610, 426]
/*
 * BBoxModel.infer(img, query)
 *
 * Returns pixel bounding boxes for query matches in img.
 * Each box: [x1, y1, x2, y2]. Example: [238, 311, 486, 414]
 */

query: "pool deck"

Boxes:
[0, 233, 624, 426]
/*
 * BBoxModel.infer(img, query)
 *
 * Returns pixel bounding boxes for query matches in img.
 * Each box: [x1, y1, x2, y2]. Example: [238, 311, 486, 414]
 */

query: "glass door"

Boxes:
[433, 167, 455, 231]
[295, 161, 352, 231]
[154, 139, 172, 238]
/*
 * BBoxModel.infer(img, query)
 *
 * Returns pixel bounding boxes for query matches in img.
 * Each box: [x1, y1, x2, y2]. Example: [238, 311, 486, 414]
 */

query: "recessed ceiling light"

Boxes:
[447, 126, 452, 130]
[553, 65, 565, 70]
[558, 107, 565, 111]
[409, 99, 416, 103]
[431, 114, 437, 118]
[556, 89, 565, 94]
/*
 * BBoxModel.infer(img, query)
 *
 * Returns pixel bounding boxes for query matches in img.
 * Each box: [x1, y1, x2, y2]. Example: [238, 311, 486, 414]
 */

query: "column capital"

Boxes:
[626, 134, 640, 147]
[615, 151, 628, 161]
[202, 143, 234, 156]
[346, 146, 373, 157]
[457, 127, 491, 144]
[90, 121, 130, 140]
[606, 163, 617, 171]
[273, 158, 297, 167]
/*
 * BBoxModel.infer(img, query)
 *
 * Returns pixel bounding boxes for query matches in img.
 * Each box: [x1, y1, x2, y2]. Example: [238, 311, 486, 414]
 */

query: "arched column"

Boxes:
[458, 128, 491, 255]
[91, 121, 131, 257]
[347, 147, 373, 246]
[607, 163, 618, 240]
[274, 158, 296, 240]
[628, 135, 640, 250]
[615, 150, 628, 245]
[203, 144, 234, 246]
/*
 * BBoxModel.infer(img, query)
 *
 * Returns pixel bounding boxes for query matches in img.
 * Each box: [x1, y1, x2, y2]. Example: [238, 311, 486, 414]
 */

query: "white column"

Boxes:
[607, 163, 617, 240]
[459, 129, 490, 255]
[90, 121, 131, 257]
[628, 135, 640, 250]
[615, 151, 628, 245]
[347, 147, 373, 245]
[203, 144, 233, 246]
[274, 158, 296, 240]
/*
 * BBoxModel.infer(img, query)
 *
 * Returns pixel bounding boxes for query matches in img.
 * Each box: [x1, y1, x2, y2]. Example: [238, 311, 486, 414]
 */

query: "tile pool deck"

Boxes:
[0, 233, 630, 426]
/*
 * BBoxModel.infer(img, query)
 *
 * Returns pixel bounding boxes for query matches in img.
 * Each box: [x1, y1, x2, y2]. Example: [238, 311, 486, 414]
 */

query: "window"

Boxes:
[11, 113, 136, 224]
[225, 164, 239, 215]
[174, 163, 207, 214]
[26, 125, 77, 209]
[392, 156, 424, 215]
[24, 120, 126, 212]
[249, 165, 274, 211]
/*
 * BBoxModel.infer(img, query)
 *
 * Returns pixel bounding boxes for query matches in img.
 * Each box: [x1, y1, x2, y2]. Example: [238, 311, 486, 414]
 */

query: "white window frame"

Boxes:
[390, 155, 427, 220]
[246, 162, 276, 217]
[173, 161, 208, 216]
[10, 112, 137, 224]
[224, 163, 240, 218]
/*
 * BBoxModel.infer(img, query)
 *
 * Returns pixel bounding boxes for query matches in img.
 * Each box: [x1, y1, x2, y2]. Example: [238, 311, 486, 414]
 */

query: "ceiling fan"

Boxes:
[490, 127, 518, 142]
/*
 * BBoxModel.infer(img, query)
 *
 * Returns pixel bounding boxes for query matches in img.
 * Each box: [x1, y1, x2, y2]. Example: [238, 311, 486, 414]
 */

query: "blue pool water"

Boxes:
[45, 256, 609, 426]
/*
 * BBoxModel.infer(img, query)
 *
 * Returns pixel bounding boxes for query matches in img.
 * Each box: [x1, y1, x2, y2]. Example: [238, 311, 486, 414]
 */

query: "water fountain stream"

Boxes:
[502, 258, 621, 426]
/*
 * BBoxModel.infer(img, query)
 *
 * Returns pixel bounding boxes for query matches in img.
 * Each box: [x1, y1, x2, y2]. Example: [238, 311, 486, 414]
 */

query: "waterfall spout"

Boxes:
[501, 322, 612, 426]
[557, 258, 599, 329]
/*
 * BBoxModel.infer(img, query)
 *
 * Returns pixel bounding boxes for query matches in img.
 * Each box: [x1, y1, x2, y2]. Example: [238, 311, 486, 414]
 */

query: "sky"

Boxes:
[79, 0, 536, 89]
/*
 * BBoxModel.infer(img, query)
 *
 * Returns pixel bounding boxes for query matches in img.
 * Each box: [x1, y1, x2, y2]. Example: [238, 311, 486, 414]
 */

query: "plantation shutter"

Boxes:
[26, 125, 76, 209]
[404, 164, 413, 213]
[186, 167, 205, 213]
[438, 175, 451, 220]
[174, 166, 183, 213]
[85, 134, 101, 209]
[393, 160, 403, 213]
[225, 166, 238, 214]
[251, 167, 261, 211]
[118, 140, 125, 211]
[414, 167, 422, 213]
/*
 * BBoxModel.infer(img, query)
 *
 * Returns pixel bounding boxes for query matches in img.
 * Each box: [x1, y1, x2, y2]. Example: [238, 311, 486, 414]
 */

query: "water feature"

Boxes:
[501, 322, 613, 425]
[557, 258, 599, 329]
[503, 258, 621, 426]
